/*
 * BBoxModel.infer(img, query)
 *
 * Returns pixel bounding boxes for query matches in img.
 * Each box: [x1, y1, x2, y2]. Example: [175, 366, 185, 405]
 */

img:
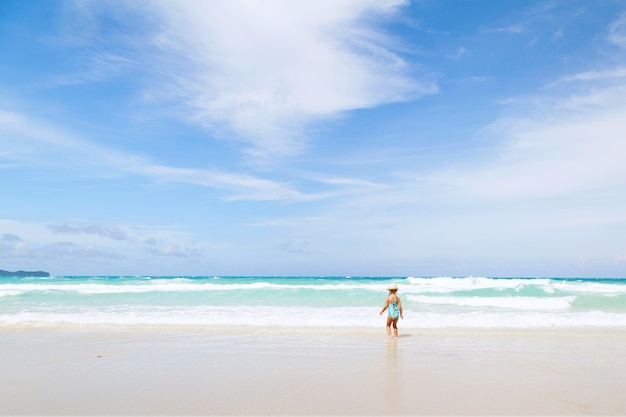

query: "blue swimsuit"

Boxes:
[388, 299, 400, 319]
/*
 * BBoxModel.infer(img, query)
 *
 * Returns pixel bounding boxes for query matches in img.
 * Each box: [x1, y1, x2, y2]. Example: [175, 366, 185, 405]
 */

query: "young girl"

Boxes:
[379, 283, 404, 337]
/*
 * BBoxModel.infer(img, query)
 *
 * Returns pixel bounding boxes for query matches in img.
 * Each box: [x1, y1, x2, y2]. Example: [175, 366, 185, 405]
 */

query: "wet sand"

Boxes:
[1, 327, 625, 415]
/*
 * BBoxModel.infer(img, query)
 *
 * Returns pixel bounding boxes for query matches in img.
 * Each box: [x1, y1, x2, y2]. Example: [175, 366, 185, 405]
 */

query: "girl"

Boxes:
[380, 283, 404, 337]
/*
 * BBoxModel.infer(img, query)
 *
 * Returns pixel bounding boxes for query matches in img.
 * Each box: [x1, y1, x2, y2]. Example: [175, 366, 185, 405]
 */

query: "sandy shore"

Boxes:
[1, 326, 625, 415]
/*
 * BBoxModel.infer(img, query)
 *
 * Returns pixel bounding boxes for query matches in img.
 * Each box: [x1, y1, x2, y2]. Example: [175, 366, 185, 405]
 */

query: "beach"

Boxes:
[2, 326, 625, 416]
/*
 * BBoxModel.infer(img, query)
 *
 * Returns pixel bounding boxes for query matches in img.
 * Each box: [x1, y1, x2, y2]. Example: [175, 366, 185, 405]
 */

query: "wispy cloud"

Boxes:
[0, 233, 124, 262]
[33, 241, 126, 262]
[549, 67, 626, 85]
[46, 52, 137, 86]
[280, 239, 311, 254]
[426, 77, 626, 199]
[138, 164, 324, 202]
[4, 0, 440, 204]
[0, 109, 146, 171]
[123, 0, 435, 164]
[480, 23, 527, 35]
[2, 106, 395, 203]
[448, 46, 471, 59]
[1, 233, 22, 242]
[0, 219, 208, 271]
[0, 108, 334, 202]
[145, 243, 203, 258]
[0, 233, 28, 257]
[47, 223, 131, 241]
[608, 12, 626, 48]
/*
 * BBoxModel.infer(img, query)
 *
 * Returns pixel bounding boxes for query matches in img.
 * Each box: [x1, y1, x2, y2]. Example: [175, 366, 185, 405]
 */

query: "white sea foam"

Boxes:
[1, 276, 580, 296]
[0, 290, 24, 298]
[551, 280, 626, 295]
[407, 295, 575, 310]
[3, 306, 626, 328]
[405, 276, 553, 293]
[0, 281, 389, 295]
[0, 306, 377, 328]
[404, 276, 626, 297]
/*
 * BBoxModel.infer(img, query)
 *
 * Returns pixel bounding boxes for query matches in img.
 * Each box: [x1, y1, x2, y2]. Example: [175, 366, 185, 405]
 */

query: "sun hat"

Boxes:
[387, 283, 398, 291]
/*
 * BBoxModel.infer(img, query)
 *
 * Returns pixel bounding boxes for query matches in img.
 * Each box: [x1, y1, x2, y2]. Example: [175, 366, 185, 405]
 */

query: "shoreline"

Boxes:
[2, 326, 626, 415]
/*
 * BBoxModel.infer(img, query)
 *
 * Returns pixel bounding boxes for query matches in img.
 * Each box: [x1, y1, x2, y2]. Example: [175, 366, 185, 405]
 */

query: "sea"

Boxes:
[2, 275, 626, 329]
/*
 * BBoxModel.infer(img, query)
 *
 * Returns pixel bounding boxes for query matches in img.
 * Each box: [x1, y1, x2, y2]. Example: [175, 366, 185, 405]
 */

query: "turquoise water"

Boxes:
[1, 275, 626, 328]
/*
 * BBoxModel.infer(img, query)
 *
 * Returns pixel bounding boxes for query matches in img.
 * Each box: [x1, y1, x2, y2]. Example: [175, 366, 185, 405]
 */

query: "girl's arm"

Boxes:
[379, 297, 389, 315]
[398, 297, 404, 319]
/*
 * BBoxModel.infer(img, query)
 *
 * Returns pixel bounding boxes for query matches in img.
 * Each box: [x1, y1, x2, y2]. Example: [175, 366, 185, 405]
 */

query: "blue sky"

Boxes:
[2, 0, 626, 277]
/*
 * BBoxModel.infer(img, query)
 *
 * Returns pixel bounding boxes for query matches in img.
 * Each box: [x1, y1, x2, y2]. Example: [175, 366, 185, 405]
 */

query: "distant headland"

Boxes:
[0, 269, 50, 277]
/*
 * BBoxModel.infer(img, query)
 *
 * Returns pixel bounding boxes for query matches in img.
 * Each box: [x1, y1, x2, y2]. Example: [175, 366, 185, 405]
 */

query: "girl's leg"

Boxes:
[392, 319, 399, 337]
[386, 316, 393, 337]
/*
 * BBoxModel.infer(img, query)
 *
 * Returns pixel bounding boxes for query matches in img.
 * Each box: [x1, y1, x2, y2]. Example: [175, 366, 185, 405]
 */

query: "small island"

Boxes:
[0, 269, 50, 277]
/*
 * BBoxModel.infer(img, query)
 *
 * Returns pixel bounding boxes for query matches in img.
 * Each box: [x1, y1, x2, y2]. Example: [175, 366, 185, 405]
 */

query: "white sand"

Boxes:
[1, 327, 625, 415]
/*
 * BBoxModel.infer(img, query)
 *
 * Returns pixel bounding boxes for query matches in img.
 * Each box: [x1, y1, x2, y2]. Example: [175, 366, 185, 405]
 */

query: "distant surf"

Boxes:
[1, 276, 626, 328]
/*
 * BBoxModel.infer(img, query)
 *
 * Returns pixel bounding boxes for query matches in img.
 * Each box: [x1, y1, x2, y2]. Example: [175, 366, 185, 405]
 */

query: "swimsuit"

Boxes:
[388, 299, 400, 319]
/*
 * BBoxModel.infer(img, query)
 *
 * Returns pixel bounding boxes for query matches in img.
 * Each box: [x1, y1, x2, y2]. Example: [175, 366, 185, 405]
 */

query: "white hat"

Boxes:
[387, 283, 398, 291]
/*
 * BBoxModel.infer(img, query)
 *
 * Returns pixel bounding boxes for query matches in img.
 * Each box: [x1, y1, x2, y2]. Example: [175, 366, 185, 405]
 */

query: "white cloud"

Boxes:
[0, 109, 146, 171]
[550, 67, 626, 85]
[47, 223, 132, 241]
[2, 0, 440, 203]
[138, 164, 324, 201]
[0, 108, 337, 202]
[608, 12, 626, 48]
[279, 239, 311, 254]
[136, 0, 434, 163]
[43, 52, 137, 87]
[33, 241, 126, 262]
[145, 243, 202, 258]
[0, 218, 208, 272]
[480, 23, 527, 35]
[1, 233, 22, 242]
[448, 46, 470, 59]
[425, 73, 626, 200]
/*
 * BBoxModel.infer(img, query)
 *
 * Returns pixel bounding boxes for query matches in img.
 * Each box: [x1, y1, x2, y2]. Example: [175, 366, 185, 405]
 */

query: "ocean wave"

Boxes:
[4, 277, 626, 300]
[406, 276, 553, 292]
[551, 280, 626, 295]
[0, 290, 24, 298]
[407, 295, 575, 310]
[0, 281, 390, 295]
[405, 276, 626, 296]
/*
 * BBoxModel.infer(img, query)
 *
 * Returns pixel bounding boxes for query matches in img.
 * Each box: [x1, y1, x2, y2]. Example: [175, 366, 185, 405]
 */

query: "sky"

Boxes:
[1, 0, 626, 277]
